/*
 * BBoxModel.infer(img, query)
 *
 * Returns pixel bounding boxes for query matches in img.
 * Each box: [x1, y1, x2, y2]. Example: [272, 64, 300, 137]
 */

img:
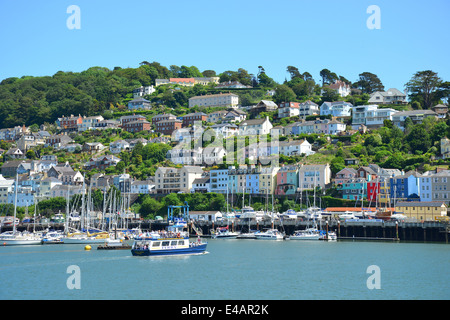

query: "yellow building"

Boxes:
[395, 201, 448, 221]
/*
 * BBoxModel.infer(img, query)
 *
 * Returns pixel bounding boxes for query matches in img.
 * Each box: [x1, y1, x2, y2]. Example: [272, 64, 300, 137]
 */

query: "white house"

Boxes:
[78, 115, 104, 132]
[278, 102, 300, 119]
[109, 140, 130, 154]
[322, 80, 351, 97]
[133, 86, 155, 98]
[279, 140, 314, 157]
[238, 116, 273, 136]
[131, 180, 155, 194]
[298, 164, 331, 190]
[368, 88, 407, 105]
[191, 177, 211, 193]
[189, 211, 222, 222]
[298, 100, 320, 119]
[320, 101, 353, 118]
[352, 105, 398, 127]
[210, 123, 239, 138]
[189, 93, 239, 108]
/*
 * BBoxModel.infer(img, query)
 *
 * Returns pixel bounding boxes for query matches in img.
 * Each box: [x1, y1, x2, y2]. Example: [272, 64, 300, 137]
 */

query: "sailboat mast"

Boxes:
[12, 173, 18, 235]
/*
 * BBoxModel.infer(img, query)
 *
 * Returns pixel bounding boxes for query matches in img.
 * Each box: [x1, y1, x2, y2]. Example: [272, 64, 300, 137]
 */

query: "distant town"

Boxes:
[1, 66, 449, 223]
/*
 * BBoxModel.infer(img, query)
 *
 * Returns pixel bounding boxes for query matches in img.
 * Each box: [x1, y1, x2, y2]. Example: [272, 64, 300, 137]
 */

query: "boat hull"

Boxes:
[290, 235, 320, 240]
[1, 239, 42, 246]
[131, 244, 207, 256]
[63, 238, 110, 244]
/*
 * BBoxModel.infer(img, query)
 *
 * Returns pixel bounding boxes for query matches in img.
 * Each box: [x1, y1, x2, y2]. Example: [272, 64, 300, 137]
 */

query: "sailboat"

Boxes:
[62, 179, 112, 244]
[0, 174, 42, 245]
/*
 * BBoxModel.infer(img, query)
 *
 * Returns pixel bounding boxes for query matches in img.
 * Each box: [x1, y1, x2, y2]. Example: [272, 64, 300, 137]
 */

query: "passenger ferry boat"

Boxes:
[131, 225, 207, 257]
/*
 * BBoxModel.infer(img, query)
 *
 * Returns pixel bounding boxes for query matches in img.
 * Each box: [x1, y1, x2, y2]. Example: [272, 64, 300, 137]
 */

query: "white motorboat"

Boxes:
[254, 229, 284, 240]
[41, 230, 64, 244]
[319, 231, 337, 241]
[290, 228, 321, 240]
[281, 209, 297, 220]
[236, 231, 258, 239]
[211, 227, 239, 239]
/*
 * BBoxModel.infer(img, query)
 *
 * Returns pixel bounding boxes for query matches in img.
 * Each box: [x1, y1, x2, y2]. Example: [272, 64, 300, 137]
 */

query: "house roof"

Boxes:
[396, 201, 447, 208]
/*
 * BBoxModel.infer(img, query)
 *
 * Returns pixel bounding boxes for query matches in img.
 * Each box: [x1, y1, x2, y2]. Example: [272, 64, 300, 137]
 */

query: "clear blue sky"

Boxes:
[0, 0, 449, 91]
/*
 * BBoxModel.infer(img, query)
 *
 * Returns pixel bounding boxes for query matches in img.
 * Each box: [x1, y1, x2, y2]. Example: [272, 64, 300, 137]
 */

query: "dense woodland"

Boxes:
[1, 62, 449, 128]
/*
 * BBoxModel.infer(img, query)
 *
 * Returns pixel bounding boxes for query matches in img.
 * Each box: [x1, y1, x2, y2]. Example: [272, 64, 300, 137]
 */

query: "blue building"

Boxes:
[209, 169, 229, 194]
[389, 171, 420, 203]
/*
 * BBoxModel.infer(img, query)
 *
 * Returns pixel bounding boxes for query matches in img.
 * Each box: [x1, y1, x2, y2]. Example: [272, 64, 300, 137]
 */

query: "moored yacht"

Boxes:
[254, 228, 284, 240]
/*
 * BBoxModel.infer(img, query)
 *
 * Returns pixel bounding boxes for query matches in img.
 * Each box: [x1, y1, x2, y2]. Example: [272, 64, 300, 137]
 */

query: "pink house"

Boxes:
[334, 167, 357, 186]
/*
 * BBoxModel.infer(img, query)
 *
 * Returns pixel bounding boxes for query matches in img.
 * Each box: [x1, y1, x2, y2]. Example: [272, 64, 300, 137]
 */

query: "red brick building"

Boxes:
[154, 119, 182, 135]
[122, 120, 151, 133]
[58, 115, 82, 131]
[182, 112, 207, 127]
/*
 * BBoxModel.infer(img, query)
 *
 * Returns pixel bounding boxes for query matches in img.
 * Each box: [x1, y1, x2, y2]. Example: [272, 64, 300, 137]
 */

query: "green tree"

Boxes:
[352, 72, 384, 94]
[273, 85, 296, 104]
[405, 70, 442, 109]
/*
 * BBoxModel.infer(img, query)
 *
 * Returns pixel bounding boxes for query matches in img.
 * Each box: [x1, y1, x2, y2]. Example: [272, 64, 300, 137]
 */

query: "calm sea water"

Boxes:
[0, 239, 448, 300]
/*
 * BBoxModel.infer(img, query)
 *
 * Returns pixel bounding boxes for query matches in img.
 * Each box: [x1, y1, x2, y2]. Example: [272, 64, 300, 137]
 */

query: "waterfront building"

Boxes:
[275, 165, 299, 195]
[334, 168, 358, 186]
[367, 178, 382, 203]
[395, 201, 447, 221]
[0, 175, 14, 205]
[298, 164, 331, 190]
[389, 171, 421, 204]
[342, 178, 367, 200]
[209, 169, 229, 194]
[259, 167, 279, 195]
[427, 170, 450, 204]
[191, 177, 211, 193]
[155, 166, 203, 194]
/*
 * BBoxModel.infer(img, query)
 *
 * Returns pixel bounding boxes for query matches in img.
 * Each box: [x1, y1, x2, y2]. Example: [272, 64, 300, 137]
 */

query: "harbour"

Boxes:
[0, 239, 448, 300]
